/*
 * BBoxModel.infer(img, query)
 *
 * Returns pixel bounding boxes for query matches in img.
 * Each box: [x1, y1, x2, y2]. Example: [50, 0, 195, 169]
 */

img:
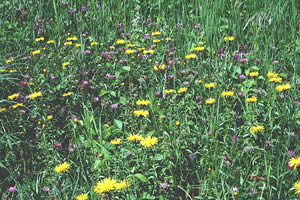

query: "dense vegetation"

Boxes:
[0, 0, 299, 199]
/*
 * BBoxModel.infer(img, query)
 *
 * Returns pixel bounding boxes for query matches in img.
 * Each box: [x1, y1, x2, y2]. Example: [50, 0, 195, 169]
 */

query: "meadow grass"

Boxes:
[0, 0, 299, 199]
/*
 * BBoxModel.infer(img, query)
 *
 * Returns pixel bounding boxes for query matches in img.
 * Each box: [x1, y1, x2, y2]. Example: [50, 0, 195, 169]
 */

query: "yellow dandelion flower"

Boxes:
[165, 37, 172, 41]
[153, 39, 161, 43]
[35, 37, 44, 42]
[0, 107, 6, 112]
[246, 96, 257, 103]
[294, 180, 300, 194]
[125, 49, 135, 54]
[205, 98, 216, 104]
[12, 103, 24, 109]
[67, 36, 78, 41]
[94, 178, 117, 194]
[47, 115, 53, 120]
[136, 100, 150, 106]
[8, 93, 19, 100]
[75, 43, 81, 48]
[138, 47, 145, 51]
[177, 88, 187, 94]
[154, 66, 158, 71]
[62, 92, 72, 97]
[152, 32, 161, 36]
[64, 41, 72, 46]
[158, 64, 165, 70]
[75, 193, 88, 200]
[127, 44, 136, 47]
[224, 36, 234, 41]
[143, 49, 154, 54]
[193, 46, 205, 51]
[0, 69, 7, 72]
[110, 139, 122, 145]
[31, 50, 41, 55]
[47, 40, 54, 44]
[275, 84, 291, 91]
[54, 162, 70, 174]
[114, 181, 129, 190]
[9, 69, 17, 73]
[267, 72, 278, 78]
[62, 62, 70, 67]
[6, 59, 14, 64]
[221, 91, 234, 97]
[29, 91, 42, 99]
[165, 89, 174, 94]
[176, 121, 180, 126]
[269, 77, 282, 83]
[140, 136, 158, 148]
[185, 53, 197, 59]
[249, 72, 259, 77]
[205, 82, 217, 89]
[91, 42, 98, 46]
[250, 126, 264, 134]
[289, 157, 300, 170]
[127, 134, 144, 141]
[133, 110, 149, 117]
[117, 40, 125, 44]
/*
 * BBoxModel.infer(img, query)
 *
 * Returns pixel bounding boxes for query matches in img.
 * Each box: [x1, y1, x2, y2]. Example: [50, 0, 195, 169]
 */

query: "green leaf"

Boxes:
[114, 119, 123, 130]
[99, 89, 108, 97]
[134, 173, 149, 183]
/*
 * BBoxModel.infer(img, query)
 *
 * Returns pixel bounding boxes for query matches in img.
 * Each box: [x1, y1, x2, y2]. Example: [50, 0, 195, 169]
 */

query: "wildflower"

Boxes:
[13, 103, 24, 109]
[91, 42, 98, 46]
[136, 100, 150, 106]
[165, 37, 171, 41]
[176, 121, 180, 126]
[246, 96, 257, 103]
[35, 37, 44, 42]
[154, 66, 158, 71]
[117, 40, 125, 44]
[6, 59, 14, 64]
[185, 53, 197, 59]
[133, 110, 149, 117]
[54, 161, 71, 173]
[127, 134, 144, 141]
[62, 92, 72, 97]
[47, 115, 53, 120]
[94, 178, 117, 194]
[114, 181, 129, 190]
[249, 72, 259, 77]
[98, 154, 103, 159]
[152, 32, 161, 36]
[250, 126, 264, 133]
[275, 84, 291, 91]
[143, 49, 154, 54]
[31, 50, 41, 55]
[165, 89, 174, 94]
[221, 91, 234, 97]
[110, 139, 122, 145]
[8, 93, 19, 100]
[289, 157, 300, 169]
[62, 62, 70, 67]
[159, 64, 165, 70]
[67, 36, 78, 41]
[294, 180, 300, 194]
[153, 39, 161, 43]
[267, 72, 278, 78]
[0, 107, 6, 112]
[193, 46, 205, 51]
[269, 77, 282, 83]
[47, 40, 54, 44]
[177, 88, 187, 94]
[140, 136, 158, 148]
[224, 36, 234, 41]
[8, 186, 17, 193]
[205, 98, 216, 104]
[29, 91, 42, 99]
[75, 193, 88, 200]
[42, 186, 50, 193]
[205, 82, 217, 89]
[9, 69, 17, 73]
[125, 49, 135, 54]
